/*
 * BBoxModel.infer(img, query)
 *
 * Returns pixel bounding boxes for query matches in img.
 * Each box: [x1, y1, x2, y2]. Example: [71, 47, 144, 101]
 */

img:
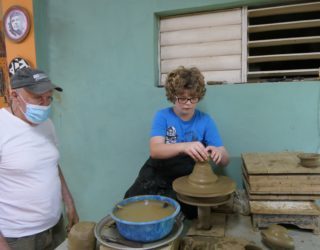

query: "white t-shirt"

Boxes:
[0, 108, 62, 237]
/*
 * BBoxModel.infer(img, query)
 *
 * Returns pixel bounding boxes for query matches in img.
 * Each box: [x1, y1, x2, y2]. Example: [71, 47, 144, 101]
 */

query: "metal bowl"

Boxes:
[110, 195, 180, 242]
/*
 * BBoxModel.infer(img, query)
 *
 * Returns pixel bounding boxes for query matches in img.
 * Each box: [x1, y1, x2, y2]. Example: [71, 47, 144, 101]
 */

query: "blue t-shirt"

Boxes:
[150, 107, 223, 147]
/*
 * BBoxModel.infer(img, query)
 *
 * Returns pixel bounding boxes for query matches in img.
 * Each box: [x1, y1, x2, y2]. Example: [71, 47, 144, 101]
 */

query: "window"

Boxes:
[158, 1, 320, 85]
[159, 8, 245, 85]
[247, 1, 320, 82]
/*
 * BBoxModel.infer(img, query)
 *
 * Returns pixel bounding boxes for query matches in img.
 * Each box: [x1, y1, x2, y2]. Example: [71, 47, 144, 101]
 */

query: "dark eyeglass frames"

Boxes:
[175, 96, 199, 104]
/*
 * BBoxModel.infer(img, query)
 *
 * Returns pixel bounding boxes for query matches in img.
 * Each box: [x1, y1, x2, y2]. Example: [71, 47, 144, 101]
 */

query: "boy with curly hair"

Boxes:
[125, 66, 229, 218]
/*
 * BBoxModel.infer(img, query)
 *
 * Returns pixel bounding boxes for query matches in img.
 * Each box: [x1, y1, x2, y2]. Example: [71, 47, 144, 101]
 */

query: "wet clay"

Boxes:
[68, 221, 96, 250]
[179, 236, 261, 250]
[173, 159, 236, 230]
[114, 200, 175, 222]
[173, 160, 235, 197]
[298, 153, 320, 168]
[261, 224, 294, 250]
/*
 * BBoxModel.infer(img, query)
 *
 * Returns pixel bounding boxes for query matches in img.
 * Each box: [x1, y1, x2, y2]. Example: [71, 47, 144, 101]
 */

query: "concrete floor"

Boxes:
[225, 214, 320, 250]
[56, 213, 320, 249]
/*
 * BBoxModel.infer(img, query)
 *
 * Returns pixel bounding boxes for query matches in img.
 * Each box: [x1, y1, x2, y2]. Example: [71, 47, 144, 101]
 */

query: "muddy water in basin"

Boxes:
[114, 200, 176, 222]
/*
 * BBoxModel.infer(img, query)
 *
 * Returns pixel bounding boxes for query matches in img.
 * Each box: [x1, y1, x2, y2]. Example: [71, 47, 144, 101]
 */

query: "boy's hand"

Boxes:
[183, 141, 208, 162]
[206, 146, 229, 167]
[206, 146, 223, 165]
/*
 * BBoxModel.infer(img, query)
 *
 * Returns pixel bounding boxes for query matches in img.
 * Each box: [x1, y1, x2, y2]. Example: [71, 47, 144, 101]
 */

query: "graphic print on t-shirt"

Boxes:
[165, 126, 177, 144]
[184, 131, 198, 142]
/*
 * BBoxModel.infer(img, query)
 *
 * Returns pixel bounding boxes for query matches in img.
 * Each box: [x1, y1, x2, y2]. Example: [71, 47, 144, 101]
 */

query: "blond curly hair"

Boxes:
[165, 66, 206, 103]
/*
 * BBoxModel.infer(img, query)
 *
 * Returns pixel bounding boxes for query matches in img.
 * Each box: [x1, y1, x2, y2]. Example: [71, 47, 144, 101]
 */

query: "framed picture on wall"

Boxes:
[3, 6, 31, 43]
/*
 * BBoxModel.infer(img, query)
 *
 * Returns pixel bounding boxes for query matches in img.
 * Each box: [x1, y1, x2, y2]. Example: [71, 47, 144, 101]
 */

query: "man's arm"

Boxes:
[0, 231, 10, 250]
[58, 165, 79, 232]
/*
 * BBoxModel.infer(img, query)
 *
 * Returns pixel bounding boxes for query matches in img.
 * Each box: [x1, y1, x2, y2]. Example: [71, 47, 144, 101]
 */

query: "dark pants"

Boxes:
[125, 155, 198, 219]
[5, 216, 66, 250]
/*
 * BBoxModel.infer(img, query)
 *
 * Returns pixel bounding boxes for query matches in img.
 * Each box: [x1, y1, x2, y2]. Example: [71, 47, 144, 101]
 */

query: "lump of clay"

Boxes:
[261, 224, 294, 250]
[298, 153, 320, 168]
[68, 221, 96, 250]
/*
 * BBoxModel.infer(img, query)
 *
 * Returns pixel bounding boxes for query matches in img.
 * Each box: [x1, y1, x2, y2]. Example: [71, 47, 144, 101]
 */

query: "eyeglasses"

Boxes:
[175, 96, 199, 104]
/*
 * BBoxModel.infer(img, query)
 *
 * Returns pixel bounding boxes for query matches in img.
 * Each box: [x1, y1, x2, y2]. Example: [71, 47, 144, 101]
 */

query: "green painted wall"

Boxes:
[33, 0, 320, 221]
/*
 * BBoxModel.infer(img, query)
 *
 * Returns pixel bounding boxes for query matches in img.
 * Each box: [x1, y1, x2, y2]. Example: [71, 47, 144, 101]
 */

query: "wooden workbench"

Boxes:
[242, 152, 320, 234]
[242, 152, 320, 198]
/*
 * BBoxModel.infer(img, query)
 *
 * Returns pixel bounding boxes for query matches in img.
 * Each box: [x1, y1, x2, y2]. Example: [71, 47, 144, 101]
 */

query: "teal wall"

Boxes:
[33, 0, 320, 221]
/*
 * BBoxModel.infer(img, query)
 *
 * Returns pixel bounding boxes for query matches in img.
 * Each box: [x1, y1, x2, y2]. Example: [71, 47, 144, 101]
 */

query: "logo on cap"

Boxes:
[33, 73, 48, 82]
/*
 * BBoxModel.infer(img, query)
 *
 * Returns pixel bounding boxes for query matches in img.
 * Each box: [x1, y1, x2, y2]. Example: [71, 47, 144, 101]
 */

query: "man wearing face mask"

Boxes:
[0, 68, 79, 250]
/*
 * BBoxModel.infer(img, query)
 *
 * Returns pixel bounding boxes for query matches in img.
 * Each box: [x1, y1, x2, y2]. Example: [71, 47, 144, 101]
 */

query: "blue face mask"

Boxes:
[19, 95, 52, 124]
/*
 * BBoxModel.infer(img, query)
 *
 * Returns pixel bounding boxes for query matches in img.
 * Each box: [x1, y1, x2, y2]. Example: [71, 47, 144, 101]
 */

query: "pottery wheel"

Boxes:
[94, 215, 183, 250]
[173, 175, 235, 198]
[172, 160, 236, 230]
[176, 193, 232, 207]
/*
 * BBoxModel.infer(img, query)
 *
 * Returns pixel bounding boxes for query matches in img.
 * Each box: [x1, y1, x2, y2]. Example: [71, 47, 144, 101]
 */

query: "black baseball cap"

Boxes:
[11, 68, 63, 94]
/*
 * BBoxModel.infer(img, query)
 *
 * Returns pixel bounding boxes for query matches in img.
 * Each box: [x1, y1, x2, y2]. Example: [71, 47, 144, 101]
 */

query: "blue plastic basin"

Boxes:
[110, 195, 180, 242]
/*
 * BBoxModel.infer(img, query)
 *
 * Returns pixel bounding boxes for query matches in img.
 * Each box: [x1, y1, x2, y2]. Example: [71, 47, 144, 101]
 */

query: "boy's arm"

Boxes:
[150, 136, 208, 161]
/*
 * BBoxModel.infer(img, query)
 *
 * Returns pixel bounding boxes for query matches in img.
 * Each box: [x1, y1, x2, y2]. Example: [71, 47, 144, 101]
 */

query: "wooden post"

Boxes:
[0, 0, 37, 107]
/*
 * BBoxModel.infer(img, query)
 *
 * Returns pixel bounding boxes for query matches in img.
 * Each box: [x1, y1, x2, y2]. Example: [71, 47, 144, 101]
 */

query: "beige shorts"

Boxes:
[5, 216, 66, 250]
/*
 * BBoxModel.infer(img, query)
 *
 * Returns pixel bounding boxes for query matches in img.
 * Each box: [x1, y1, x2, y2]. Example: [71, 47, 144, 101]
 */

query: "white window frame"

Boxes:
[159, 8, 244, 86]
[158, 1, 320, 85]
